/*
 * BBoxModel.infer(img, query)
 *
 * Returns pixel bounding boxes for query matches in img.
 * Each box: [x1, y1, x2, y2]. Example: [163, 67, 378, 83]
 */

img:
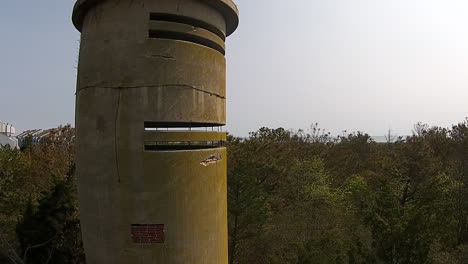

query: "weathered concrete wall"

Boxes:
[73, 0, 238, 263]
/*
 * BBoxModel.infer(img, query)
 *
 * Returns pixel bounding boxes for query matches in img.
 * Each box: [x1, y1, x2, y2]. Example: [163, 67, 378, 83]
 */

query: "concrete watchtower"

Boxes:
[72, 0, 238, 263]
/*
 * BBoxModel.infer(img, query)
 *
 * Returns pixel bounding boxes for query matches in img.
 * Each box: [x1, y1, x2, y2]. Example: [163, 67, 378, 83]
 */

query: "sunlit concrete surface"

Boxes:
[73, 0, 238, 263]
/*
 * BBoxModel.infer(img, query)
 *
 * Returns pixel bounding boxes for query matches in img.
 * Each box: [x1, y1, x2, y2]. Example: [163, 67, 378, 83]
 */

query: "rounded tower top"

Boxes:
[72, 0, 239, 36]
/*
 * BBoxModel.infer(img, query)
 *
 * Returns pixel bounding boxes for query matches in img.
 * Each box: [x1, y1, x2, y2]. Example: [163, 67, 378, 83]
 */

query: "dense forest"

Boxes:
[0, 121, 467, 263]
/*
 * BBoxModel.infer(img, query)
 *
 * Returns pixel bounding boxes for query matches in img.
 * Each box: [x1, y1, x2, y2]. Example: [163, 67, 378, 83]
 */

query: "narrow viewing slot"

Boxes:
[144, 121, 225, 130]
[149, 13, 225, 40]
[148, 30, 225, 55]
[145, 141, 225, 151]
[143, 122, 226, 151]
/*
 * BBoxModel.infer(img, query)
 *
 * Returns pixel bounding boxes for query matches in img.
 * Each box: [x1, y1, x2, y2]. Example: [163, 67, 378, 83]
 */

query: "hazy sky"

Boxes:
[1, 0, 467, 137]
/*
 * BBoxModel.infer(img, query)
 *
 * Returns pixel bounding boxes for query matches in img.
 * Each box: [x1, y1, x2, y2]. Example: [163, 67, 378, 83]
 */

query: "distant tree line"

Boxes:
[1, 121, 468, 263]
[228, 121, 468, 264]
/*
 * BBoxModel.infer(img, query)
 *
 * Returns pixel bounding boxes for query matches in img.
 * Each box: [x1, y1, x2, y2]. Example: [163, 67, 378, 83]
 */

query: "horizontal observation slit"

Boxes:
[148, 13, 226, 55]
[145, 141, 225, 151]
[144, 121, 225, 129]
[149, 13, 225, 40]
[144, 122, 226, 151]
[148, 30, 225, 55]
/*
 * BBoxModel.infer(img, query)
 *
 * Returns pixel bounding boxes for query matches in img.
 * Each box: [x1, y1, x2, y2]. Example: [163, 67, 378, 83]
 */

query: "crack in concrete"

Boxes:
[150, 55, 175, 60]
[176, 0, 182, 12]
[114, 90, 122, 183]
[77, 84, 226, 99]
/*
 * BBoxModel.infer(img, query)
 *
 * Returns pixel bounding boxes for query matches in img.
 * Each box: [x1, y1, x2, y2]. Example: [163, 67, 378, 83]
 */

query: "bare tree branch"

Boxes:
[0, 231, 23, 264]
[23, 237, 54, 264]
[44, 248, 54, 264]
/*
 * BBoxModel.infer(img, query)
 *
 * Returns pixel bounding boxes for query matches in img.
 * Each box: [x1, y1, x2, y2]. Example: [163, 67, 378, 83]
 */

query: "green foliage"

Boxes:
[16, 168, 84, 264]
[228, 121, 468, 264]
[2, 121, 468, 263]
[0, 125, 81, 263]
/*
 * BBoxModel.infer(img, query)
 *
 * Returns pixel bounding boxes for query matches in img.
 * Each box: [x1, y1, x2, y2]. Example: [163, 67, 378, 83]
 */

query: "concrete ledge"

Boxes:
[200, 0, 239, 36]
[144, 131, 227, 142]
[72, 0, 239, 36]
